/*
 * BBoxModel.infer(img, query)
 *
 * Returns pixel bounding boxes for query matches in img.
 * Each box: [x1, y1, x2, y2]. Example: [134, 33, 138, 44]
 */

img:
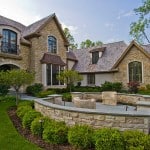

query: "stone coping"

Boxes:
[34, 99, 150, 117]
[136, 101, 150, 106]
[48, 94, 62, 97]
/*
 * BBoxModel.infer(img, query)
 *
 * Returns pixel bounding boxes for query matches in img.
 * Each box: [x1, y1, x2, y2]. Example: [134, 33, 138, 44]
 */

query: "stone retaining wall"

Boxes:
[34, 99, 150, 134]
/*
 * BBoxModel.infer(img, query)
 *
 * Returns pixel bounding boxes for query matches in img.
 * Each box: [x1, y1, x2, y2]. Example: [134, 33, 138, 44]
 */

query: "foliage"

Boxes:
[22, 110, 41, 129]
[57, 70, 83, 92]
[130, 0, 150, 43]
[68, 124, 94, 150]
[0, 84, 10, 96]
[100, 81, 123, 92]
[17, 105, 33, 120]
[127, 81, 140, 93]
[94, 128, 124, 150]
[47, 88, 69, 94]
[31, 117, 51, 136]
[62, 93, 72, 102]
[0, 99, 41, 150]
[80, 39, 103, 49]
[43, 121, 68, 144]
[26, 83, 43, 96]
[146, 84, 150, 90]
[18, 100, 34, 108]
[0, 95, 16, 102]
[36, 90, 56, 98]
[123, 130, 150, 150]
[63, 27, 78, 49]
[74, 86, 101, 92]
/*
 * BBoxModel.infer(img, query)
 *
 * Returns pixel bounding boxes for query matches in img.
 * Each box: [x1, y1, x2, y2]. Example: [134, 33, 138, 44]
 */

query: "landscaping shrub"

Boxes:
[22, 110, 41, 129]
[94, 128, 124, 150]
[47, 88, 69, 94]
[62, 93, 72, 102]
[68, 124, 94, 150]
[146, 84, 150, 90]
[31, 116, 52, 136]
[17, 105, 33, 120]
[0, 95, 16, 102]
[26, 83, 43, 96]
[18, 100, 34, 108]
[127, 81, 139, 94]
[43, 121, 68, 144]
[36, 90, 56, 98]
[0, 84, 10, 96]
[74, 86, 101, 92]
[123, 130, 150, 150]
[100, 81, 123, 92]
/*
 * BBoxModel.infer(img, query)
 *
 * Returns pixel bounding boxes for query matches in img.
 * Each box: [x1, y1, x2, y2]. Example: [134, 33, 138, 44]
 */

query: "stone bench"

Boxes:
[136, 101, 150, 112]
[73, 97, 96, 109]
[102, 91, 117, 106]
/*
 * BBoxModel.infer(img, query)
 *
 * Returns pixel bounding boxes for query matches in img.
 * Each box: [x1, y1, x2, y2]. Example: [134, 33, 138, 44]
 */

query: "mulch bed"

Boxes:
[7, 107, 73, 150]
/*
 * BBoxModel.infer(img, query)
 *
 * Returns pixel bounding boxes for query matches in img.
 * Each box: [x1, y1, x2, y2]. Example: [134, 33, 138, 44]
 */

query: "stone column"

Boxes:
[42, 64, 47, 86]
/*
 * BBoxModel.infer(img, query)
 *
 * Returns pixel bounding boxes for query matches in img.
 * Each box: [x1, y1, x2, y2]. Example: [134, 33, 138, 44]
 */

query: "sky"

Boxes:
[0, 0, 143, 45]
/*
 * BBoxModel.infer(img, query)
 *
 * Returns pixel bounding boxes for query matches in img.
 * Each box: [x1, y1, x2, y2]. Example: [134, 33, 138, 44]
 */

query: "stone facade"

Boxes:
[113, 45, 150, 87]
[35, 100, 150, 134]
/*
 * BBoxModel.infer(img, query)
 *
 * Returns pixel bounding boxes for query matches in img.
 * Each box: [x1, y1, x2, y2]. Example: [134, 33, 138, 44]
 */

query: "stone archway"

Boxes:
[0, 64, 20, 71]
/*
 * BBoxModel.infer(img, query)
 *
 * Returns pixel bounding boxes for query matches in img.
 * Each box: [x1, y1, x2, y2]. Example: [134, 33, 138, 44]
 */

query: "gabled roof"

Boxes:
[0, 15, 26, 32]
[112, 40, 150, 69]
[73, 41, 127, 73]
[40, 53, 66, 66]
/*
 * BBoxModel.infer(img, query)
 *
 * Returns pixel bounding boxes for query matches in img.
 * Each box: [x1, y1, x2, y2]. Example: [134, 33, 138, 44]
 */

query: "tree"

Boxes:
[57, 70, 83, 92]
[7, 69, 34, 105]
[80, 39, 103, 49]
[64, 28, 78, 49]
[130, 0, 150, 43]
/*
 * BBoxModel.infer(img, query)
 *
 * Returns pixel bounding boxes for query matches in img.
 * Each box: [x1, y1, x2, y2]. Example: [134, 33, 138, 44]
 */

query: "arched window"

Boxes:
[128, 61, 142, 82]
[2, 29, 17, 54]
[48, 36, 57, 53]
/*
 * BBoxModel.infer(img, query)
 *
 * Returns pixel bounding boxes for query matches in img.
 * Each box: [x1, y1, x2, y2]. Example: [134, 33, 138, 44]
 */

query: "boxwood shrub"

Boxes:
[94, 128, 124, 150]
[22, 110, 41, 129]
[31, 116, 52, 136]
[43, 121, 68, 144]
[18, 101, 34, 108]
[123, 130, 150, 150]
[16, 105, 33, 120]
[68, 124, 94, 150]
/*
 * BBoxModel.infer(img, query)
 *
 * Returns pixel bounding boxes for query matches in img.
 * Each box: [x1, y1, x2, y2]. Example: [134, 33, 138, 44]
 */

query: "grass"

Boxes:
[0, 97, 41, 150]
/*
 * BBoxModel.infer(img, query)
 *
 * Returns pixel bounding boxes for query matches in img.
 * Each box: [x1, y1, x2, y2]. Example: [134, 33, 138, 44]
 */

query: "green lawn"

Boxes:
[0, 98, 41, 150]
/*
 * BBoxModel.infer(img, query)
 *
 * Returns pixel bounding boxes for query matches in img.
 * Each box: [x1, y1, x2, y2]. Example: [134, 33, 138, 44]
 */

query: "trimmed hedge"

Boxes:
[68, 124, 94, 150]
[123, 130, 150, 150]
[22, 110, 41, 129]
[36, 90, 56, 98]
[17, 105, 33, 120]
[94, 128, 124, 150]
[43, 121, 68, 144]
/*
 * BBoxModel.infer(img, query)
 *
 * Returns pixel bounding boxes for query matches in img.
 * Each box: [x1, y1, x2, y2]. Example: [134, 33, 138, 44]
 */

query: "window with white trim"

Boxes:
[48, 36, 57, 53]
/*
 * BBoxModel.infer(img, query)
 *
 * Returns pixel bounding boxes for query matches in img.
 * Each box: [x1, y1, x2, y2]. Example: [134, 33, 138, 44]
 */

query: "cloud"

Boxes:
[104, 37, 120, 43]
[61, 22, 78, 35]
[105, 23, 114, 31]
[117, 10, 134, 20]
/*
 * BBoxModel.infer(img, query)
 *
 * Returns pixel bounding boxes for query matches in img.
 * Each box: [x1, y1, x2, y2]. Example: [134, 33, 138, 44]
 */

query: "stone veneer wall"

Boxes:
[34, 99, 150, 134]
[113, 45, 150, 87]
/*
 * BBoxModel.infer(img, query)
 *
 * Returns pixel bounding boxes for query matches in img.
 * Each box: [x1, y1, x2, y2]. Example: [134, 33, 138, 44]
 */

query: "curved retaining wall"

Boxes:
[34, 99, 150, 134]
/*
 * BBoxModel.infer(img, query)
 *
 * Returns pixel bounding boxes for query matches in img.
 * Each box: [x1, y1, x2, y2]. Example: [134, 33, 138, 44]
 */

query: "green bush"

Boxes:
[18, 101, 34, 108]
[123, 130, 150, 150]
[22, 110, 41, 129]
[74, 86, 101, 92]
[47, 88, 69, 94]
[31, 117, 52, 136]
[26, 83, 43, 96]
[101, 81, 123, 92]
[62, 93, 72, 102]
[0, 84, 10, 96]
[68, 124, 94, 150]
[146, 84, 150, 90]
[94, 128, 124, 150]
[17, 105, 33, 120]
[43, 121, 68, 144]
[36, 90, 56, 98]
[0, 95, 16, 102]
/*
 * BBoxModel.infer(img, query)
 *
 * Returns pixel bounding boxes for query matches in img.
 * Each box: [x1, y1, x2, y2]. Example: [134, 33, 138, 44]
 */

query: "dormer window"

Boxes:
[90, 47, 106, 64]
[48, 36, 57, 53]
[92, 51, 99, 64]
[1, 29, 18, 54]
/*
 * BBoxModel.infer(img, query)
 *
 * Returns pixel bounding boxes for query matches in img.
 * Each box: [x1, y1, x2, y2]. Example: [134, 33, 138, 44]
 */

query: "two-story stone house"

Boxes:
[0, 14, 150, 88]
[0, 13, 70, 88]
